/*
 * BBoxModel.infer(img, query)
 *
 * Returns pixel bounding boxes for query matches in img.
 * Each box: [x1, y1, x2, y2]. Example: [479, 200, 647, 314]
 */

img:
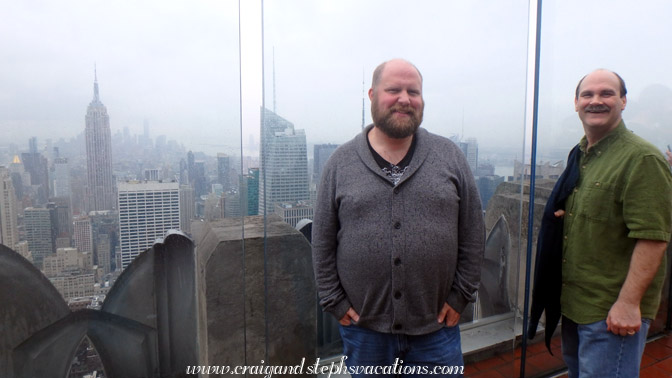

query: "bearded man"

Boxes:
[312, 59, 485, 377]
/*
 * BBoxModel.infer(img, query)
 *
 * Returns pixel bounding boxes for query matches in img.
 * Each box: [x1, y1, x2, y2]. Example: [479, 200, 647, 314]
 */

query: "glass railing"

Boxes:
[3, 1, 672, 377]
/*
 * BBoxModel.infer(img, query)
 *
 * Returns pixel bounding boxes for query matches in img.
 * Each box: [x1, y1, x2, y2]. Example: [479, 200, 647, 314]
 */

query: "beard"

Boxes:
[371, 101, 424, 139]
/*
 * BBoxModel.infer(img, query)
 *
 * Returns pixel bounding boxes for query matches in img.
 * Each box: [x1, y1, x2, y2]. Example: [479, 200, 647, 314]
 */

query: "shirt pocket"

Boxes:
[578, 181, 616, 222]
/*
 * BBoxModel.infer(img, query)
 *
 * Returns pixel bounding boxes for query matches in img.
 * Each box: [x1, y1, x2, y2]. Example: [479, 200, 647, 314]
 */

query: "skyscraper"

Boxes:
[242, 168, 259, 216]
[465, 138, 479, 174]
[96, 233, 111, 275]
[258, 108, 309, 215]
[0, 167, 19, 249]
[193, 161, 207, 198]
[449, 135, 479, 175]
[73, 216, 94, 255]
[179, 184, 194, 234]
[52, 157, 71, 198]
[24, 206, 56, 267]
[22, 137, 50, 205]
[85, 70, 116, 211]
[117, 181, 180, 270]
[313, 143, 339, 185]
[217, 153, 231, 191]
[49, 198, 73, 239]
[187, 151, 195, 185]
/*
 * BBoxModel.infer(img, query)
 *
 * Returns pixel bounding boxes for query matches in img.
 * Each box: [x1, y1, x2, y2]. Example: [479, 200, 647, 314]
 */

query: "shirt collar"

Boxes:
[579, 120, 628, 155]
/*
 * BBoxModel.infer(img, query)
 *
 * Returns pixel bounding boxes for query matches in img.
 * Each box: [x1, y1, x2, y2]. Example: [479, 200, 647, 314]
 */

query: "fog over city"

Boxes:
[2, 0, 672, 160]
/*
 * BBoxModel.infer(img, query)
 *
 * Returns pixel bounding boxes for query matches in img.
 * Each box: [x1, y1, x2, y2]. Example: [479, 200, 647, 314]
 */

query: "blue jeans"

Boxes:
[338, 324, 464, 377]
[561, 316, 650, 378]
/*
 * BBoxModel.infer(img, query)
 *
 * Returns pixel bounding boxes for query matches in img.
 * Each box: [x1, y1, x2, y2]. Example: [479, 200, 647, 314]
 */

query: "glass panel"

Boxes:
[2, 1, 241, 374]
[532, 0, 672, 375]
[261, 0, 530, 374]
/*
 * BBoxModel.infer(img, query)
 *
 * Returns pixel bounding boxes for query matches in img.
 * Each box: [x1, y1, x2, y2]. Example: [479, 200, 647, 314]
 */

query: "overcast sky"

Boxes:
[2, 0, 672, 161]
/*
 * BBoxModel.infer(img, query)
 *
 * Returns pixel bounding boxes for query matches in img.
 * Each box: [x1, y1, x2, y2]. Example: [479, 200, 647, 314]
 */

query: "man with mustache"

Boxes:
[554, 69, 672, 376]
[312, 59, 484, 376]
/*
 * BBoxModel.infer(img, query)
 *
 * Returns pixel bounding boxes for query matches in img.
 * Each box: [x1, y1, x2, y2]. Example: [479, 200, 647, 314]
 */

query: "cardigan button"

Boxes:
[393, 324, 403, 330]
[394, 291, 402, 299]
[394, 258, 401, 266]
[394, 222, 401, 229]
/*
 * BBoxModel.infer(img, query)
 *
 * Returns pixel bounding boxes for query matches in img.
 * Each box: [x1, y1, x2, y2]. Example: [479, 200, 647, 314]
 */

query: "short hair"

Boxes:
[371, 59, 423, 89]
[575, 70, 627, 99]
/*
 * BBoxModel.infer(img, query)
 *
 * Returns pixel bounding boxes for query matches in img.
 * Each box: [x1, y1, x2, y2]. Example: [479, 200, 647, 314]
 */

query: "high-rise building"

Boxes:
[52, 157, 71, 198]
[9, 155, 25, 201]
[465, 138, 478, 174]
[50, 197, 73, 238]
[0, 167, 19, 249]
[449, 136, 479, 175]
[179, 184, 194, 234]
[245, 168, 259, 216]
[85, 71, 116, 211]
[96, 233, 111, 275]
[22, 137, 50, 205]
[193, 161, 207, 198]
[258, 108, 309, 215]
[143, 169, 161, 181]
[24, 206, 56, 267]
[179, 158, 189, 185]
[187, 151, 195, 185]
[73, 216, 94, 255]
[117, 181, 180, 270]
[89, 210, 118, 271]
[217, 153, 231, 190]
[313, 144, 339, 185]
[223, 191, 241, 218]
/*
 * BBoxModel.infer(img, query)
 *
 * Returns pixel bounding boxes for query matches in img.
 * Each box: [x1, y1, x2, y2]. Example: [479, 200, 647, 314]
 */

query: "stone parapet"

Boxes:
[194, 214, 316, 371]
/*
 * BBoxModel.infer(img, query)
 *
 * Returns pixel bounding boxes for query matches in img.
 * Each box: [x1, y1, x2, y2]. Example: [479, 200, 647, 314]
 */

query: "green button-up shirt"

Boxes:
[561, 121, 672, 324]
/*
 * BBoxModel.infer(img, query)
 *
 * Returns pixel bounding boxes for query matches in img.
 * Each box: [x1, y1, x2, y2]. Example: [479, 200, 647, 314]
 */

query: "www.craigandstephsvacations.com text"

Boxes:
[186, 357, 464, 377]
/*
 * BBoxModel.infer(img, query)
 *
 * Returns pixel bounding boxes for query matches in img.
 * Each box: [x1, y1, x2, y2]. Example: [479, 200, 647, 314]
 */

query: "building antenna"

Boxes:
[273, 47, 276, 113]
[361, 68, 366, 129]
[93, 63, 100, 102]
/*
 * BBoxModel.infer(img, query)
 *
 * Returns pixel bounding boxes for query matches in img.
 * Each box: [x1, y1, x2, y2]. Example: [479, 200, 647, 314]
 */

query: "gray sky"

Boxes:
[3, 0, 672, 160]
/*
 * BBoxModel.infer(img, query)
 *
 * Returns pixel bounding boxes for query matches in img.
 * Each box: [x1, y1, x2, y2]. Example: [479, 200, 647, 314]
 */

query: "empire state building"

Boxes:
[85, 71, 116, 211]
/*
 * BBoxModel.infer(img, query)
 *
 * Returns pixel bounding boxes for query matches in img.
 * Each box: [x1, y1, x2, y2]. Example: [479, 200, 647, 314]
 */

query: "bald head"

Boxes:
[372, 59, 423, 90]
[575, 69, 627, 100]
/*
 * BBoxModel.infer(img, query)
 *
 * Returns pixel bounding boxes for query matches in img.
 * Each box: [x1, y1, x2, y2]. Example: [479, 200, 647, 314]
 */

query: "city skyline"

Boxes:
[4, 1, 672, 159]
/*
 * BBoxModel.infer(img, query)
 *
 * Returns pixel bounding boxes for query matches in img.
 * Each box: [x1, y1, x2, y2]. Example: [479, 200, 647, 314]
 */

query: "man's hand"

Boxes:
[606, 299, 641, 336]
[666, 150, 672, 166]
[606, 239, 667, 336]
[438, 302, 460, 326]
[339, 307, 360, 326]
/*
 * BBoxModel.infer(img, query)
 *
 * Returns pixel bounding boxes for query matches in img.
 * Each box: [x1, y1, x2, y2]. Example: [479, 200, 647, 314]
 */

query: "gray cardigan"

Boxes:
[312, 125, 485, 335]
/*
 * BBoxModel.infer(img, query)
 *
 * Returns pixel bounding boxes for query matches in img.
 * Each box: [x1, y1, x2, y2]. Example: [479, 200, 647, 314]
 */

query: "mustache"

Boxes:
[585, 104, 610, 112]
[390, 105, 415, 114]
